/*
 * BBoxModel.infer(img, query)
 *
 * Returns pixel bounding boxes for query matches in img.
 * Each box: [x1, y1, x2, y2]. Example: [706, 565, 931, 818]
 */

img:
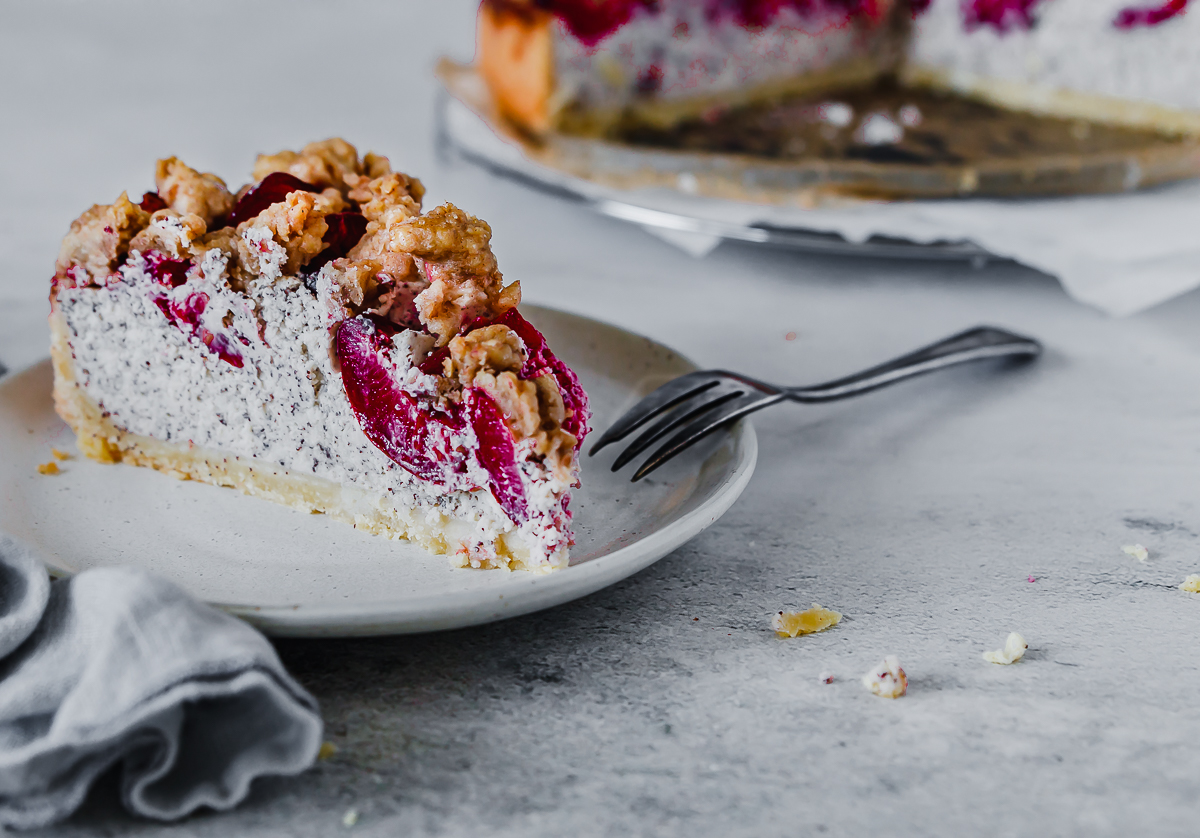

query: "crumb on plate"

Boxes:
[983, 632, 1028, 665]
[861, 656, 907, 698]
[1181, 574, 1200, 594]
[1122, 543, 1149, 562]
[51, 447, 72, 460]
[37, 462, 59, 475]
[772, 604, 842, 638]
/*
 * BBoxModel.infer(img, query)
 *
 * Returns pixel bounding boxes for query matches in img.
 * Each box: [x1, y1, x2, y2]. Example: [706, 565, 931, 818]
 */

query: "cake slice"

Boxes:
[476, 0, 1200, 138]
[50, 139, 589, 572]
[477, 0, 910, 136]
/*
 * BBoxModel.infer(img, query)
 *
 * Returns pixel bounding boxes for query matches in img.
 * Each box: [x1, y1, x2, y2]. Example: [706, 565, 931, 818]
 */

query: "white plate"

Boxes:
[0, 306, 756, 637]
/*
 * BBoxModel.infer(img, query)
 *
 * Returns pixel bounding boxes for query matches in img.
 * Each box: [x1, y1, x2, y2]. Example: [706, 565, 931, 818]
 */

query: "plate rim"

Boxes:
[0, 305, 759, 637]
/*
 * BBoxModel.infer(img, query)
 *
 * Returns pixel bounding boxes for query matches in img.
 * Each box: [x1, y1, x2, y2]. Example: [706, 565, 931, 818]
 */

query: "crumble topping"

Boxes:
[1181, 575, 1200, 593]
[129, 210, 207, 259]
[446, 325, 578, 478]
[383, 204, 521, 345]
[237, 190, 329, 276]
[155, 157, 234, 227]
[55, 192, 149, 286]
[37, 462, 60, 475]
[51, 448, 72, 461]
[253, 137, 365, 194]
[982, 632, 1028, 665]
[861, 656, 907, 698]
[771, 604, 843, 637]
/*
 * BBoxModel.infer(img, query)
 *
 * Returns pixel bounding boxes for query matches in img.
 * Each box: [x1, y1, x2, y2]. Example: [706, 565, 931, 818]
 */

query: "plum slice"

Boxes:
[226, 172, 322, 227]
[1114, 0, 1189, 27]
[336, 314, 581, 524]
[302, 211, 369, 278]
[416, 310, 590, 442]
[335, 314, 466, 484]
[151, 288, 245, 368]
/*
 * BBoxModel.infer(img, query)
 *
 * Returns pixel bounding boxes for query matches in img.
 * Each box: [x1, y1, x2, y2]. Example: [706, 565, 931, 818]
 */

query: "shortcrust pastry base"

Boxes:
[48, 312, 552, 573]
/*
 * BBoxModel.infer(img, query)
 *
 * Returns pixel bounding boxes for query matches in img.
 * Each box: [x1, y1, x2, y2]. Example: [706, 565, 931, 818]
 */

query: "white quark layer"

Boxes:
[56, 253, 576, 566]
[911, 0, 1200, 112]
[554, 1, 892, 115]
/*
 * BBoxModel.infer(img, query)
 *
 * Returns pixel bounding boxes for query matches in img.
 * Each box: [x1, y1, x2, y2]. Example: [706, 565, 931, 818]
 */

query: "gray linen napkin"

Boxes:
[0, 534, 322, 829]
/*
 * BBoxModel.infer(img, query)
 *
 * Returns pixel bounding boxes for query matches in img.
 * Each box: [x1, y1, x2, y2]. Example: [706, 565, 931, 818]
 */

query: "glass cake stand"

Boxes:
[436, 89, 993, 263]
[436, 60, 1200, 264]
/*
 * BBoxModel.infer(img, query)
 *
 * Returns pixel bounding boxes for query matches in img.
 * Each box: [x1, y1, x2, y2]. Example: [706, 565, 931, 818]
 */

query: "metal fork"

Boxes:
[590, 326, 1041, 481]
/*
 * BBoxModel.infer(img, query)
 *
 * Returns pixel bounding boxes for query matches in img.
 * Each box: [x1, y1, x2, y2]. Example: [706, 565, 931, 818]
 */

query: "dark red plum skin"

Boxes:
[335, 312, 589, 524]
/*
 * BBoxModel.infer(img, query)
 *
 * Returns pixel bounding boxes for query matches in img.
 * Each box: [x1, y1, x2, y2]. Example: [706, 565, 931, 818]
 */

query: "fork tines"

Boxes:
[590, 371, 777, 480]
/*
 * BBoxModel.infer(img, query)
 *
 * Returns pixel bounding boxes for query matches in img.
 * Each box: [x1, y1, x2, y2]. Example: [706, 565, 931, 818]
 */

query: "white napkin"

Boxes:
[444, 96, 1200, 317]
[0, 534, 322, 830]
[628, 179, 1200, 317]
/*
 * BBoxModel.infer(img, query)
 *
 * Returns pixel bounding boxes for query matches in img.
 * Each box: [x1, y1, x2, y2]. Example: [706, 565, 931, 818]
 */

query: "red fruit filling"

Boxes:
[414, 309, 590, 442]
[226, 172, 322, 227]
[303, 211, 369, 277]
[139, 192, 168, 213]
[143, 251, 191, 288]
[1113, 0, 1189, 28]
[145, 253, 245, 368]
[336, 312, 588, 524]
[497, 0, 889, 46]
[963, 0, 1045, 31]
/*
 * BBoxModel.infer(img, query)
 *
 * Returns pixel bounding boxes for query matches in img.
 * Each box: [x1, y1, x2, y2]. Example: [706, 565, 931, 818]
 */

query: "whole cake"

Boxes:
[50, 139, 589, 572]
[476, 0, 1200, 137]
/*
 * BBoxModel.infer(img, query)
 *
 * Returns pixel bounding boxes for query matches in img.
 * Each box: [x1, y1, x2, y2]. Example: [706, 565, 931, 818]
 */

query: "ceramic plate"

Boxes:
[0, 306, 757, 637]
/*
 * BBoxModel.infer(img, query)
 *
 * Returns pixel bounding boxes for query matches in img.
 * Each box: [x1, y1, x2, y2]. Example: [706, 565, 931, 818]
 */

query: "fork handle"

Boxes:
[785, 326, 1041, 403]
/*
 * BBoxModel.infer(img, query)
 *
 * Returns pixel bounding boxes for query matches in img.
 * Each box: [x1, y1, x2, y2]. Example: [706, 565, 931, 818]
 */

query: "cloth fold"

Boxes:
[0, 534, 322, 830]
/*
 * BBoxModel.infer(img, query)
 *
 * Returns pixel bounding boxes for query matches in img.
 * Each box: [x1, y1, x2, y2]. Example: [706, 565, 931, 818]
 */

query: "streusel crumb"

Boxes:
[155, 157, 234, 227]
[238, 190, 329, 275]
[397, 204, 521, 345]
[55, 192, 150, 286]
[772, 604, 842, 637]
[37, 462, 60, 475]
[862, 656, 907, 698]
[982, 632, 1027, 665]
[1181, 574, 1200, 593]
[253, 137, 366, 194]
[129, 210, 208, 259]
[447, 325, 577, 477]
[51, 448, 72, 460]
[1122, 543, 1149, 562]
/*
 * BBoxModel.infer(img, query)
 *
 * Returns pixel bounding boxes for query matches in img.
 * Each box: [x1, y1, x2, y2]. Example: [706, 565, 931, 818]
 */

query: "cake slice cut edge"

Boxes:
[50, 139, 590, 572]
[474, 0, 1200, 138]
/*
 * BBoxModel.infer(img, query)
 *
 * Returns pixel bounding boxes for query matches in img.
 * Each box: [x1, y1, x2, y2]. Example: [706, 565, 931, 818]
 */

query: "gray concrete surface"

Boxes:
[3, 2, 1199, 835]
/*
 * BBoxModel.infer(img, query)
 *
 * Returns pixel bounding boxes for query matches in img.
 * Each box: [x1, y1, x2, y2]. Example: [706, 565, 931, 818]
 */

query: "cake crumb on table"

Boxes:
[983, 632, 1028, 665]
[50, 447, 72, 460]
[36, 462, 59, 475]
[861, 656, 907, 698]
[1181, 575, 1200, 594]
[318, 741, 338, 760]
[1122, 543, 1149, 562]
[771, 604, 842, 637]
